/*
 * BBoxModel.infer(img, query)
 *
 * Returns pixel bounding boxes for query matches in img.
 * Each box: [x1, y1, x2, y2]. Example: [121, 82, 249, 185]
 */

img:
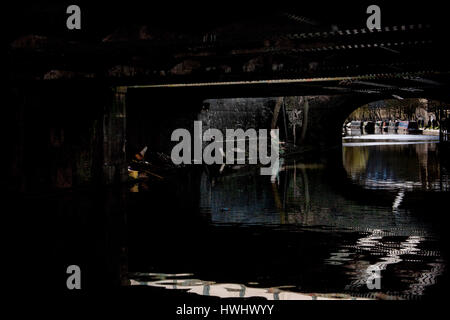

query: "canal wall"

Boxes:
[199, 98, 274, 133]
[6, 84, 127, 192]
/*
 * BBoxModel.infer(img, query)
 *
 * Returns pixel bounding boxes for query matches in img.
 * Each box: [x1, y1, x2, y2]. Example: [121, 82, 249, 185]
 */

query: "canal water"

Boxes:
[127, 135, 450, 300]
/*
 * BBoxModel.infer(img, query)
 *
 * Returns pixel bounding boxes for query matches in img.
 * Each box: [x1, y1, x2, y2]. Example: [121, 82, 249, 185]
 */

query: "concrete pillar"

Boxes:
[293, 95, 355, 151]
[103, 86, 128, 184]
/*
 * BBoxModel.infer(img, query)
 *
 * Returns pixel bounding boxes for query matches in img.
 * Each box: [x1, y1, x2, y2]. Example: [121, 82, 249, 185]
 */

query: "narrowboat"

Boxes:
[387, 121, 398, 133]
[350, 121, 363, 130]
[363, 121, 375, 134]
[397, 121, 423, 134]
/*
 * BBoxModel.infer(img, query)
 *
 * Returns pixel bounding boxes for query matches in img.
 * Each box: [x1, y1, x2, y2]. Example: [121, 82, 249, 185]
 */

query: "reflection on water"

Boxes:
[343, 140, 447, 192]
[128, 140, 449, 300]
[129, 273, 370, 300]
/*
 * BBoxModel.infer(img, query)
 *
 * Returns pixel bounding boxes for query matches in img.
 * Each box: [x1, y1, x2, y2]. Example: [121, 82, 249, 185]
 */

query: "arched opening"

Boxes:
[342, 98, 450, 138]
[341, 97, 450, 192]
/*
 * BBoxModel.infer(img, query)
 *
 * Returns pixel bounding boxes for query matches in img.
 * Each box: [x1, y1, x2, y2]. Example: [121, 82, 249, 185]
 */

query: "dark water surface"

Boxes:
[127, 138, 450, 300]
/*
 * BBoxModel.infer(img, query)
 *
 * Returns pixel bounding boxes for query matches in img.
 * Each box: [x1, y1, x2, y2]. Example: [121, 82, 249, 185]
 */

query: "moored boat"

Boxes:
[397, 121, 423, 134]
[364, 121, 375, 134]
[387, 121, 398, 133]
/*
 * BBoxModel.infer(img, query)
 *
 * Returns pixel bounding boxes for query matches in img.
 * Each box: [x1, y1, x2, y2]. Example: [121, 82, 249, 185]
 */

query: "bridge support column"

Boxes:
[103, 86, 128, 185]
[294, 95, 353, 152]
